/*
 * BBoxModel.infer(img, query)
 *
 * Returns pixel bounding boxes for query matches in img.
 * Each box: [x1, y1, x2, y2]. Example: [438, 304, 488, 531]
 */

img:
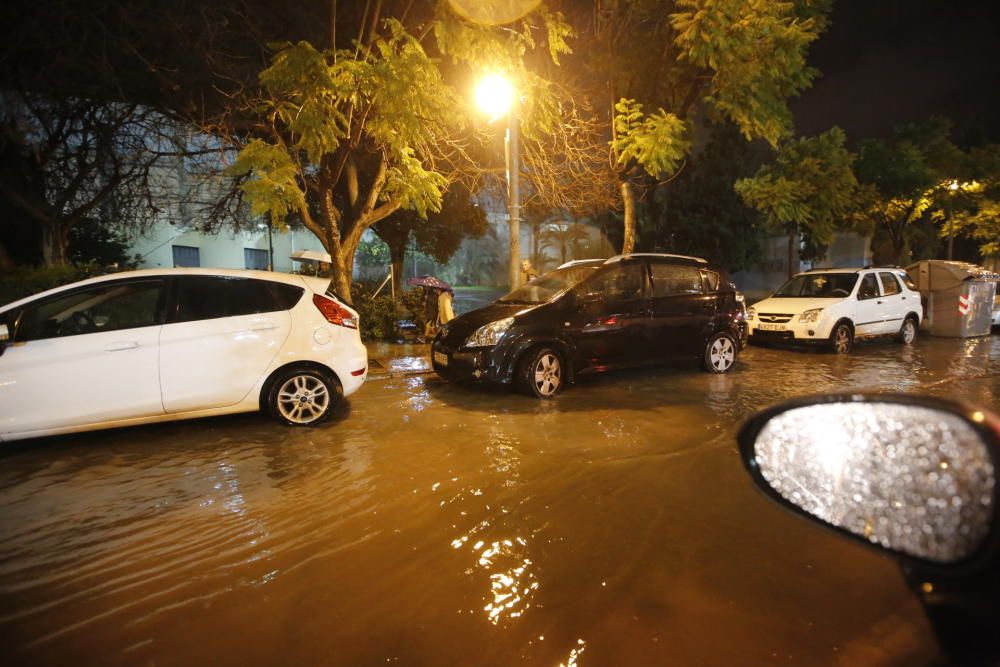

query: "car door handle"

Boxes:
[901, 296, 906, 300]
[877, 300, 883, 304]
[105, 341, 139, 352]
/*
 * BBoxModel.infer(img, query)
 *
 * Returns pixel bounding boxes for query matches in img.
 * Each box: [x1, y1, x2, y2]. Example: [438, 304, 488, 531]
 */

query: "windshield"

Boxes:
[773, 272, 859, 298]
[498, 263, 601, 304]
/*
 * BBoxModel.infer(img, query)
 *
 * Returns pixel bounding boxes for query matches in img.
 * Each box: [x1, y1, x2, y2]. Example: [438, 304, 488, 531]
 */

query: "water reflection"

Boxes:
[0, 335, 994, 664]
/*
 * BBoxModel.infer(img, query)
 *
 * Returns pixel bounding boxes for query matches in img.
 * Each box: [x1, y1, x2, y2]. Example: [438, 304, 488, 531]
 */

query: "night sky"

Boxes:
[792, 0, 1000, 145]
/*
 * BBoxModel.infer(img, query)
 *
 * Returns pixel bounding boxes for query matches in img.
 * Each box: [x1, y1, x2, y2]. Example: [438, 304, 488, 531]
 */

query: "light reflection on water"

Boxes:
[0, 335, 995, 664]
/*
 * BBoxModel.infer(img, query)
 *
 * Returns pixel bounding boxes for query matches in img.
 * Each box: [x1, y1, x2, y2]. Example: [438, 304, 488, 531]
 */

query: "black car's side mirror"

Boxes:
[739, 394, 1000, 662]
[0, 323, 8, 357]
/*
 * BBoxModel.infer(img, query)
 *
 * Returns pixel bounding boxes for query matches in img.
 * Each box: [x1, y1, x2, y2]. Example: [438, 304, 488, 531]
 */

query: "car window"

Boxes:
[650, 263, 704, 298]
[773, 273, 858, 297]
[879, 272, 901, 296]
[702, 270, 721, 293]
[858, 274, 880, 300]
[585, 264, 646, 303]
[899, 272, 918, 291]
[173, 276, 291, 322]
[14, 280, 165, 342]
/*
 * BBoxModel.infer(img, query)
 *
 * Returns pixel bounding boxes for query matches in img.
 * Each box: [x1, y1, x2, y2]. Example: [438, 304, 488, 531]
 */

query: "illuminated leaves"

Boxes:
[612, 98, 690, 178]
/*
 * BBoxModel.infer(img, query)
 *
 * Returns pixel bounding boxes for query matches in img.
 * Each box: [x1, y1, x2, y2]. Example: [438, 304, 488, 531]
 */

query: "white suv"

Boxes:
[747, 268, 923, 353]
[0, 268, 367, 442]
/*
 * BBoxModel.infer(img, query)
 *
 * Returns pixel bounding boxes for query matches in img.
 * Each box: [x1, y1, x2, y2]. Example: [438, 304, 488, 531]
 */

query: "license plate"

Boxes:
[433, 351, 449, 366]
[758, 323, 786, 331]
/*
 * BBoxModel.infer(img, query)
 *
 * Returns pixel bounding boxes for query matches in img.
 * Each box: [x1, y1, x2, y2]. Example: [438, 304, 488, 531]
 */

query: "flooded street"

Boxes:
[1, 335, 998, 666]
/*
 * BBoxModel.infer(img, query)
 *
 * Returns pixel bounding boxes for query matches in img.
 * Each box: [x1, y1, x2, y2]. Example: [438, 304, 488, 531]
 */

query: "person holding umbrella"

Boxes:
[407, 275, 454, 341]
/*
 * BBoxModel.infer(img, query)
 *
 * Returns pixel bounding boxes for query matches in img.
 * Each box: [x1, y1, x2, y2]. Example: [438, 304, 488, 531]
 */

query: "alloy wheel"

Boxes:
[709, 336, 736, 372]
[533, 353, 562, 397]
[276, 374, 331, 424]
[902, 320, 916, 344]
[834, 326, 852, 354]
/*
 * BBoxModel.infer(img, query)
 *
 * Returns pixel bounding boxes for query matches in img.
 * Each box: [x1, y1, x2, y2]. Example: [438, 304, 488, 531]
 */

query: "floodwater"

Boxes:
[1, 335, 998, 666]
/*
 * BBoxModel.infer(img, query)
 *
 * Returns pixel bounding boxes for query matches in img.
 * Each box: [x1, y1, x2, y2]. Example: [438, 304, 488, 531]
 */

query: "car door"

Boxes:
[158, 276, 293, 413]
[853, 273, 885, 337]
[647, 262, 716, 359]
[878, 272, 908, 333]
[564, 261, 649, 369]
[0, 278, 166, 436]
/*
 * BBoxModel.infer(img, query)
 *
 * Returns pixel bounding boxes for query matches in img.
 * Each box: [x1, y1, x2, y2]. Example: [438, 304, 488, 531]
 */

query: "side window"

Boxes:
[587, 264, 645, 303]
[268, 282, 305, 310]
[702, 270, 721, 293]
[173, 277, 281, 322]
[15, 280, 164, 342]
[650, 264, 704, 298]
[858, 274, 880, 300]
[899, 272, 918, 291]
[878, 272, 901, 296]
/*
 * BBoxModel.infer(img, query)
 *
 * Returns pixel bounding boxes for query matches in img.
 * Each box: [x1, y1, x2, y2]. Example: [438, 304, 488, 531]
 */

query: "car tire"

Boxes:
[517, 347, 565, 399]
[829, 322, 853, 354]
[267, 367, 339, 426]
[896, 317, 918, 345]
[702, 332, 738, 373]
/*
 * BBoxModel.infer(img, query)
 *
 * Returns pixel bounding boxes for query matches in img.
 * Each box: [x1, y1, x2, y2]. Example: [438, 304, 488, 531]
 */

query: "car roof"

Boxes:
[557, 259, 606, 269]
[606, 253, 709, 265]
[1, 267, 311, 312]
[797, 266, 908, 276]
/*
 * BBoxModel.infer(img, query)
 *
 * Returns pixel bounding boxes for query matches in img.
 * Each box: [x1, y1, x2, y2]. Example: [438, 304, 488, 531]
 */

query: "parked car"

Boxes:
[739, 393, 1000, 664]
[747, 267, 923, 353]
[432, 253, 744, 398]
[0, 268, 367, 442]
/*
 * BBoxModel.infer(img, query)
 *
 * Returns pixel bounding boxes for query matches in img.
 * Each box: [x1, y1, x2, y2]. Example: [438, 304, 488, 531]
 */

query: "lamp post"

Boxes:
[947, 180, 959, 260]
[475, 73, 521, 289]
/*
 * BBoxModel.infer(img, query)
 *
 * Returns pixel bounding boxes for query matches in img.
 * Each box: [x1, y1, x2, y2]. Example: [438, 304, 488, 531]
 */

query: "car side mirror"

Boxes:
[738, 394, 998, 568]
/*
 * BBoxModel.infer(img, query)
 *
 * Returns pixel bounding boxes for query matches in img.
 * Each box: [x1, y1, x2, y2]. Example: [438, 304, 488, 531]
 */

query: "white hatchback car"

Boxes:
[747, 267, 923, 353]
[0, 268, 367, 442]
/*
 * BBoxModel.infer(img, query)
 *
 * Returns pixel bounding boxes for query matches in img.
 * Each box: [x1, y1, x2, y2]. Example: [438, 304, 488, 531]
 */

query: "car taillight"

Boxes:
[312, 294, 358, 329]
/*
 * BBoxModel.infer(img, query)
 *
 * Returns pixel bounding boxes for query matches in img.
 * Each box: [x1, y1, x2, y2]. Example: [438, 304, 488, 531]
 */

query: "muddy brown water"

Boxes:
[1, 335, 998, 665]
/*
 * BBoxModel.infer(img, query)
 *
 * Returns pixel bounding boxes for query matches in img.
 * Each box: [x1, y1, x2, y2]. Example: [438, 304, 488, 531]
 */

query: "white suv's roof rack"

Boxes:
[605, 253, 708, 264]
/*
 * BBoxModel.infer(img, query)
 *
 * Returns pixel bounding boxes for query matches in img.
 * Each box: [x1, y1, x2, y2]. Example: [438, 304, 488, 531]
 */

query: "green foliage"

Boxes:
[356, 235, 391, 269]
[735, 127, 859, 247]
[612, 99, 690, 177]
[349, 282, 402, 342]
[943, 144, 1000, 257]
[227, 140, 306, 226]
[670, 0, 830, 146]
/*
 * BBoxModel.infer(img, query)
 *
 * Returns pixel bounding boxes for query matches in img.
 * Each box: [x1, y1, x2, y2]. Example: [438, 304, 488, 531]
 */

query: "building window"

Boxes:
[172, 245, 200, 267]
[244, 248, 270, 270]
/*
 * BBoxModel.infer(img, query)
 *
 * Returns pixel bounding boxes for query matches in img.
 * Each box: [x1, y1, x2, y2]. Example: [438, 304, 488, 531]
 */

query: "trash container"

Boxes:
[905, 260, 999, 338]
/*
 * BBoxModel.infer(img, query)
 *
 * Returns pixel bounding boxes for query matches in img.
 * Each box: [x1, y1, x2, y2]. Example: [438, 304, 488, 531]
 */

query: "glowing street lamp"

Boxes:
[475, 73, 521, 289]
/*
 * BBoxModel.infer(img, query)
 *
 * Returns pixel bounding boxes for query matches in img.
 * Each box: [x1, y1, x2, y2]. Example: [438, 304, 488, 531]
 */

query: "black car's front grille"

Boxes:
[757, 313, 794, 324]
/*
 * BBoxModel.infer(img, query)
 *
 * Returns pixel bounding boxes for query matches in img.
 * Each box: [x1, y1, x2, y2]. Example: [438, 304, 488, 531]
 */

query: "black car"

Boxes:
[432, 253, 745, 398]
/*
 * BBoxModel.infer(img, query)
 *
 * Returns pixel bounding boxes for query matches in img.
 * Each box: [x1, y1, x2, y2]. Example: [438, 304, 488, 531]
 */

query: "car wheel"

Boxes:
[829, 323, 853, 354]
[518, 347, 565, 399]
[702, 332, 738, 373]
[268, 368, 339, 426]
[896, 317, 918, 344]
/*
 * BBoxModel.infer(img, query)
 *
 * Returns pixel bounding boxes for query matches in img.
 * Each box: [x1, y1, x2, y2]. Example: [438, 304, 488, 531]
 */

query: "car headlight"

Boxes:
[799, 308, 823, 323]
[464, 317, 514, 347]
[747, 307, 756, 320]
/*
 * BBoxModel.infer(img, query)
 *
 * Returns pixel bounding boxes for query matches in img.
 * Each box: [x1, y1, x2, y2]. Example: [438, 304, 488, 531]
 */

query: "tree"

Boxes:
[373, 184, 488, 296]
[227, 3, 571, 303]
[648, 123, 764, 271]
[538, 221, 591, 265]
[735, 127, 860, 276]
[543, 0, 832, 254]
[0, 94, 173, 266]
[850, 117, 966, 264]
[941, 144, 1000, 258]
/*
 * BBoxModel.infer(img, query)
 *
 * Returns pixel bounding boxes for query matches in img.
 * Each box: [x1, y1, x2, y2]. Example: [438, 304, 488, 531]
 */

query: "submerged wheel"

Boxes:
[702, 332, 738, 373]
[267, 368, 339, 426]
[518, 347, 565, 399]
[829, 322, 853, 354]
[896, 317, 918, 345]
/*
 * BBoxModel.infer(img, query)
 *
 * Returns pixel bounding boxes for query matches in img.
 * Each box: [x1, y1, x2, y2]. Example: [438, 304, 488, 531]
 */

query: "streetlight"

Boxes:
[475, 73, 521, 289]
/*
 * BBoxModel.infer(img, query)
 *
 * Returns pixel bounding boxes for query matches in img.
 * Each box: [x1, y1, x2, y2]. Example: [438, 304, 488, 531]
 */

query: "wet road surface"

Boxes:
[1, 335, 998, 666]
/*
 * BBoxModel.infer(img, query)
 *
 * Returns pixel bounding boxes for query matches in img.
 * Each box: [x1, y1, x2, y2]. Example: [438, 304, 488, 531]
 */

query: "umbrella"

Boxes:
[407, 275, 453, 293]
[289, 249, 332, 264]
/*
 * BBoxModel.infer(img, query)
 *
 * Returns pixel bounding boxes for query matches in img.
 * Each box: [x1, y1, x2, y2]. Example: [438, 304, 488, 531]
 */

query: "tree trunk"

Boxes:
[388, 235, 407, 298]
[787, 228, 799, 279]
[620, 180, 636, 254]
[41, 221, 70, 267]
